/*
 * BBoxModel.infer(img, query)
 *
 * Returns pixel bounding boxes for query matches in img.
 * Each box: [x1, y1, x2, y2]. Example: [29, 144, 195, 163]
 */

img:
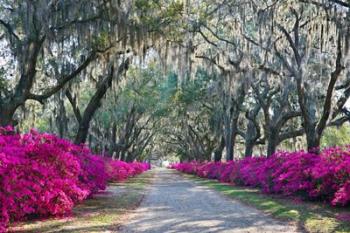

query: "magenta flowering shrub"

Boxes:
[234, 157, 266, 187]
[267, 152, 319, 196]
[0, 191, 8, 233]
[218, 161, 236, 183]
[131, 161, 151, 176]
[309, 147, 350, 205]
[197, 162, 220, 179]
[107, 160, 133, 182]
[169, 161, 199, 174]
[0, 127, 150, 232]
[106, 160, 150, 182]
[170, 147, 350, 207]
[0, 127, 107, 231]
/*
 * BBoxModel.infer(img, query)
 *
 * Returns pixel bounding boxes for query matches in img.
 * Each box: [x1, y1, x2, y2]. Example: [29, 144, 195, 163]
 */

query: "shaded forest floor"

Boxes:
[8, 170, 155, 233]
[184, 174, 350, 233]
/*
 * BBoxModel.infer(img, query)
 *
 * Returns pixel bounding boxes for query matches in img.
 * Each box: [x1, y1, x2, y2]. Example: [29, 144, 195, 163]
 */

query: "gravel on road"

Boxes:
[120, 168, 298, 233]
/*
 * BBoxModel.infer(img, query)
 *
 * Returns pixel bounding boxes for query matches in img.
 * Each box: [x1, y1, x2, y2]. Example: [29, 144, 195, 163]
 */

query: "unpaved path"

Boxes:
[120, 168, 298, 233]
[9, 172, 154, 233]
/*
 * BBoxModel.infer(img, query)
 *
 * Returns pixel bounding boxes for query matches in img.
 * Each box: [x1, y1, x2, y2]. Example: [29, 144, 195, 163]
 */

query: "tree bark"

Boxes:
[74, 58, 130, 144]
[276, 9, 344, 154]
[224, 92, 244, 161]
[225, 128, 234, 161]
[0, 106, 18, 126]
[0, 38, 44, 126]
[109, 122, 117, 155]
[244, 142, 254, 157]
[244, 105, 261, 157]
[305, 128, 321, 153]
[214, 136, 225, 162]
[266, 129, 279, 156]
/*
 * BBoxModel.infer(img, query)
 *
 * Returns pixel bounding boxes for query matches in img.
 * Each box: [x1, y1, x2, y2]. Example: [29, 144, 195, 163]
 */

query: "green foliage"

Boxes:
[155, 68, 221, 161]
[134, 0, 183, 36]
[321, 124, 350, 148]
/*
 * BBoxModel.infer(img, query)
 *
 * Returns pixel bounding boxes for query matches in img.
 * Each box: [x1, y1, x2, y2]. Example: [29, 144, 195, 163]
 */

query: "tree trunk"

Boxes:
[0, 106, 18, 126]
[225, 129, 234, 161]
[225, 134, 237, 161]
[0, 38, 45, 127]
[75, 121, 91, 144]
[74, 59, 130, 145]
[109, 123, 117, 155]
[225, 86, 245, 161]
[0, 104, 18, 126]
[214, 137, 225, 162]
[267, 131, 279, 156]
[226, 114, 239, 161]
[305, 129, 321, 153]
[244, 141, 254, 157]
[244, 116, 259, 157]
[125, 153, 134, 162]
[120, 151, 127, 161]
[244, 104, 261, 157]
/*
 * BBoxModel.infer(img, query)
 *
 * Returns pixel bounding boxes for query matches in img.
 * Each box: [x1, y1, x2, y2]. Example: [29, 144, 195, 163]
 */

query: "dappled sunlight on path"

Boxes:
[120, 168, 298, 233]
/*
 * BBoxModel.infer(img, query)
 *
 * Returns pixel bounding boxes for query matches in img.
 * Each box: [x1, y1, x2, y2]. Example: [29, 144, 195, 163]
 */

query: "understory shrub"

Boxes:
[0, 127, 150, 232]
[169, 147, 350, 207]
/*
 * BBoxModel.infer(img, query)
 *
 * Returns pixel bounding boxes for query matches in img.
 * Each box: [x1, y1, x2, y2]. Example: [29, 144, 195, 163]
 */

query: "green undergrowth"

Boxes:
[9, 171, 155, 233]
[184, 173, 350, 233]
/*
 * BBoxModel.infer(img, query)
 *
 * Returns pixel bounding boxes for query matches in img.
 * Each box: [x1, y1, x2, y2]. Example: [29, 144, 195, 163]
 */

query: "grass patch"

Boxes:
[9, 171, 155, 233]
[184, 174, 350, 233]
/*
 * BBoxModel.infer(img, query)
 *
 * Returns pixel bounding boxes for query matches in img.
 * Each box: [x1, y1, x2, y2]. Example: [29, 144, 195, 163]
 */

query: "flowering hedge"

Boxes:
[106, 159, 151, 182]
[169, 148, 350, 207]
[0, 127, 150, 232]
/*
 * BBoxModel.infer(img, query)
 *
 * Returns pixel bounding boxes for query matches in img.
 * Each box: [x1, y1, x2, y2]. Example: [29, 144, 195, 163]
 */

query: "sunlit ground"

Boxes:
[9, 171, 155, 233]
[184, 173, 350, 233]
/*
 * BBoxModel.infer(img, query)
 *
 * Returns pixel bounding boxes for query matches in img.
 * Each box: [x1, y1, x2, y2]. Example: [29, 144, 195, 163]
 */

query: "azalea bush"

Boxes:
[0, 127, 150, 232]
[106, 159, 151, 182]
[169, 147, 350, 207]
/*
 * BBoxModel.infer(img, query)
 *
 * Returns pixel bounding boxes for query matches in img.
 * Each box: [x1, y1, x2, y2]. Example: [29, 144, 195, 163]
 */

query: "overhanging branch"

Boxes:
[28, 51, 98, 102]
[0, 19, 20, 42]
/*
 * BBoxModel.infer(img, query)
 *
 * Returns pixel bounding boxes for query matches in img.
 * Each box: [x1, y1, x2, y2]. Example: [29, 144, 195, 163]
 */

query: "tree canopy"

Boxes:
[1, 0, 350, 162]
